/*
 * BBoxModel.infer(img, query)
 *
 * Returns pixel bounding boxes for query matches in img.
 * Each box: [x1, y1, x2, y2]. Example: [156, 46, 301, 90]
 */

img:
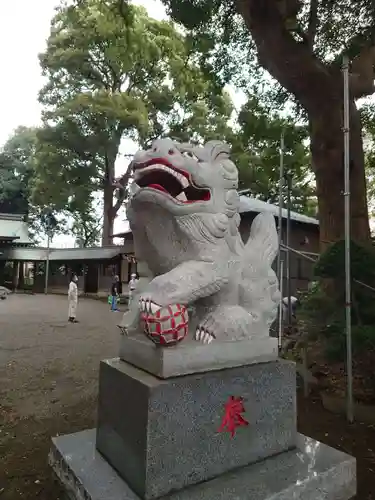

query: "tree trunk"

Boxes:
[310, 102, 370, 249]
[101, 126, 125, 246]
[236, 0, 371, 247]
[102, 184, 115, 246]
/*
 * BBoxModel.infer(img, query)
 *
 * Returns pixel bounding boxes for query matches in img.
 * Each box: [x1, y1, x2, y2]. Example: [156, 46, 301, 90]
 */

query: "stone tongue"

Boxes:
[149, 184, 168, 193]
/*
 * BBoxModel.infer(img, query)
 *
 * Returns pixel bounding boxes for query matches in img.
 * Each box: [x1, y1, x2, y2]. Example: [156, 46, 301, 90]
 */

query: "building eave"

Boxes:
[0, 243, 133, 262]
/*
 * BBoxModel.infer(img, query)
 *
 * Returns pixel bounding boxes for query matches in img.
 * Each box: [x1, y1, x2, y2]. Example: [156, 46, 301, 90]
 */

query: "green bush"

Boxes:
[314, 239, 375, 284]
[298, 283, 343, 338]
[324, 325, 375, 362]
[298, 241, 375, 361]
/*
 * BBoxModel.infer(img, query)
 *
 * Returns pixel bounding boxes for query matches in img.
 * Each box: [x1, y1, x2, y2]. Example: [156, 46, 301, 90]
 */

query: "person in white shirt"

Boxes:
[282, 295, 298, 323]
[68, 274, 79, 323]
[128, 273, 138, 307]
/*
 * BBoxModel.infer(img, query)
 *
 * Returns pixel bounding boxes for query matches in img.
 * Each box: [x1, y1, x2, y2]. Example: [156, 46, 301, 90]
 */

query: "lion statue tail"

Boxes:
[240, 212, 281, 328]
[244, 212, 279, 267]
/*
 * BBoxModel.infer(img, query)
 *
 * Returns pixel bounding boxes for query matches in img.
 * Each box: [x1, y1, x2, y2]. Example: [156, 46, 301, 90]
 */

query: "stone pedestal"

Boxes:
[96, 358, 296, 499]
[50, 355, 356, 500]
[119, 334, 278, 378]
[50, 429, 356, 500]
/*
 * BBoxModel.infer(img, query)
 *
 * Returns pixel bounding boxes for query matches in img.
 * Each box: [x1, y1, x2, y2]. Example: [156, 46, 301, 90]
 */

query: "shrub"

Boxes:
[314, 240, 375, 284]
[298, 241, 375, 361]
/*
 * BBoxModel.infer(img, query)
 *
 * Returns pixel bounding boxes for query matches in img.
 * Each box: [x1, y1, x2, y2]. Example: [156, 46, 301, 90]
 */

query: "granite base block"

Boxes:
[96, 358, 296, 499]
[119, 334, 278, 378]
[49, 429, 356, 500]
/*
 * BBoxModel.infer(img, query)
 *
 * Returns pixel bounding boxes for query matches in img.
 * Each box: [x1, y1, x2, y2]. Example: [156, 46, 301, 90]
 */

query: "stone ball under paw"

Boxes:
[142, 304, 188, 346]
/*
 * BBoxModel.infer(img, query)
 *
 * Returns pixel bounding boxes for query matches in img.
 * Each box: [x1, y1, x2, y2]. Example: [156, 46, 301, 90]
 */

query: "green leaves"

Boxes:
[0, 126, 38, 215]
[315, 240, 375, 282]
[33, 0, 233, 243]
[229, 95, 316, 215]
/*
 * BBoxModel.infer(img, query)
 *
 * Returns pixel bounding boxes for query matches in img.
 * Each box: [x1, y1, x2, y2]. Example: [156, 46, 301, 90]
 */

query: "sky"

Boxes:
[0, 0, 248, 247]
[0, 0, 168, 145]
[0, 0, 170, 247]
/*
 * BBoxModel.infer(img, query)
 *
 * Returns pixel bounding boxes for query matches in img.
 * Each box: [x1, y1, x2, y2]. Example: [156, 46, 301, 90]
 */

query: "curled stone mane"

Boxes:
[173, 141, 241, 253]
[204, 141, 238, 183]
[179, 140, 238, 184]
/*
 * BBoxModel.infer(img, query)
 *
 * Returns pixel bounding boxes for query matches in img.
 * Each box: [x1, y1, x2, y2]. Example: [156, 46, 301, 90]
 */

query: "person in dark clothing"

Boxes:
[110, 275, 120, 312]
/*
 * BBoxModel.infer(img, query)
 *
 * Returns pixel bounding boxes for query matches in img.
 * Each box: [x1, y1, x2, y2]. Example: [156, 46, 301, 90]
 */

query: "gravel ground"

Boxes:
[0, 294, 374, 499]
[0, 294, 124, 499]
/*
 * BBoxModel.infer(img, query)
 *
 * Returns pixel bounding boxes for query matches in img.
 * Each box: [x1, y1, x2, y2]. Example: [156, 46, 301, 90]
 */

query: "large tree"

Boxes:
[230, 94, 316, 215]
[161, 0, 374, 247]
[0, 126, 37, 215]
[33, 0, 233, 245]
[0, 126, 63, 242]
[68, 194, 103, 247]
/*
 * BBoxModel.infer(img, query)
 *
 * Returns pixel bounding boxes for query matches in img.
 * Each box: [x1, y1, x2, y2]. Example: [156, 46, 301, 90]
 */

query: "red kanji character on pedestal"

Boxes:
[218, 396, 249, 438]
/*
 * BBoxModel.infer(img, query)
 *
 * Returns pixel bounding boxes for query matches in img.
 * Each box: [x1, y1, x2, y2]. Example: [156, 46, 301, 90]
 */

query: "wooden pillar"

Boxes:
[120, 255, 128, 283]
[32, 262, 37, 293]
[12, 261, 20, 291]
[18, 261, 25, 290]
[81, 262, 86, 293]
[0, 260, 6, 284]
[96, 261, 101, 293]
[116, 257, 121, 279]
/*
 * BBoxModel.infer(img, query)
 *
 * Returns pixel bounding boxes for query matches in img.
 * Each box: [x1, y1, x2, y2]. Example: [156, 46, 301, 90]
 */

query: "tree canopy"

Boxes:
[0, 0, 318, 247]
[160, 0, 375, 245]
[230, 94, 316, 215]
[32, 0, 234, 244]
[161, 0, 375, 100]
[0, 126, 37, 215]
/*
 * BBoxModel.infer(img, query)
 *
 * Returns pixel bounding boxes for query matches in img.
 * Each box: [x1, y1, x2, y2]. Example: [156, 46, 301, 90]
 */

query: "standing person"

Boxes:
[110, 275, 120, 312]
[128, 273, 138, 307]
[282, 295, 299, 323]
[68, 274, 79, 323]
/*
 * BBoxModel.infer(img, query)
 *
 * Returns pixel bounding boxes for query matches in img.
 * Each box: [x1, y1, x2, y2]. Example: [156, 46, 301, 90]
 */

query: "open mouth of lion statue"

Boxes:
[133, 157, 211, 203]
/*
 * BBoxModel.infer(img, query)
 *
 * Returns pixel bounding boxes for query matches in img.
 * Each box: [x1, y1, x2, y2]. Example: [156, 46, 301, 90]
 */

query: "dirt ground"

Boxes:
[0, 294, 122, 499]
[1, 295, 374, 499]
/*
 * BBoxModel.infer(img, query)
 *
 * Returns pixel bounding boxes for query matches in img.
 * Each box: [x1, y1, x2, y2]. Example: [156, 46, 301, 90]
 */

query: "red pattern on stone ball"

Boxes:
[142, 304, 189, 346]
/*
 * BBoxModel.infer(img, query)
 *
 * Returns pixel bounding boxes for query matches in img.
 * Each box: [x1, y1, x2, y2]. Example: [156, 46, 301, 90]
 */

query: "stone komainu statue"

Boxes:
[120, 138, 280, 344]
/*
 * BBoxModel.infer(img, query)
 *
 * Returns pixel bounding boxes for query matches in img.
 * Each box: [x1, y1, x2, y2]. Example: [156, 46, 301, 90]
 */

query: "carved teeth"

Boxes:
[176, 173, 189, 188]
[176, 192, 187, 202]
[134, 164, 190, 189]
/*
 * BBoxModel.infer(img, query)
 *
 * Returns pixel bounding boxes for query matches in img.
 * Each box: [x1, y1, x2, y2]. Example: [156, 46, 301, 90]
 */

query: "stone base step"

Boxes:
[49, 429, 356, 500]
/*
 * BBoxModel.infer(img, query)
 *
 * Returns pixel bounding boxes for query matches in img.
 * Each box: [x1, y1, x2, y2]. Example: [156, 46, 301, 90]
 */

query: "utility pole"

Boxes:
[285, 172, 292, 327]
[277, 131, 285, 284]
[43, 209, 56, 295]
[343, 55, 353, 423]
[44, 231, 51, 295]
[278, 260, 284, 350]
